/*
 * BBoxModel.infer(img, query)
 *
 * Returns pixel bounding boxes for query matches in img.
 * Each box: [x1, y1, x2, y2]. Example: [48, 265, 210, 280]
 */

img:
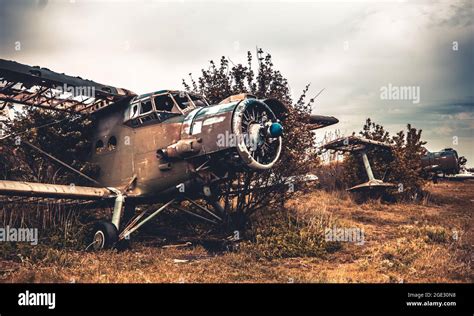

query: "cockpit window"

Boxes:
[172, 93, 191, 110]
[154, 95, 174, 112]
[189, 94, 208, 108]
[124, 92, 207, 128]
[124, 95, 178, 127]
[140, 100, 153, 114]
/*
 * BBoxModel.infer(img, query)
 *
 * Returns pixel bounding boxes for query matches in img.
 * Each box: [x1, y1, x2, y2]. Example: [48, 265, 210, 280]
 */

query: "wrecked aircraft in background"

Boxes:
[422, 148, 474, 181]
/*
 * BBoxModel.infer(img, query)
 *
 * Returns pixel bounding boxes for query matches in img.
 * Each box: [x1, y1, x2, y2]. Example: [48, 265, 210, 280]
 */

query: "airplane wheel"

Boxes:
[91, 221, 118, 250]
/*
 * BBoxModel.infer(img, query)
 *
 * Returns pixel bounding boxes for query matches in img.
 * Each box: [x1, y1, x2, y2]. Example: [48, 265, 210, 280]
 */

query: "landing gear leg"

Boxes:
[88, 191, 125, 251]
[117, 202, 136, 250]
[110, 190, 125, 230]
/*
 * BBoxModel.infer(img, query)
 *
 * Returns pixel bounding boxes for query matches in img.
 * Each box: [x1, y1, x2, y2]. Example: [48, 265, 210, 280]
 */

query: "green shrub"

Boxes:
[342, 118, 427, 201]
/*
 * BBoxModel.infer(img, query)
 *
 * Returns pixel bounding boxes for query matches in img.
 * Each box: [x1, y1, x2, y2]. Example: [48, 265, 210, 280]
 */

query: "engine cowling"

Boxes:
[232, 98, 283, 170]
[178, 97, 284, 171]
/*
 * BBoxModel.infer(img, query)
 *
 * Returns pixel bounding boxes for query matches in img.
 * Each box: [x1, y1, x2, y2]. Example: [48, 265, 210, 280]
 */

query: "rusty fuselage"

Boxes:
[88, 90, 285, 202]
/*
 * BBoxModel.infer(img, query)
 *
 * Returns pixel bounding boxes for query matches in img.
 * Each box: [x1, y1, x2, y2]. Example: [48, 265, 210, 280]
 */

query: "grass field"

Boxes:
[1, 181, 472, 283]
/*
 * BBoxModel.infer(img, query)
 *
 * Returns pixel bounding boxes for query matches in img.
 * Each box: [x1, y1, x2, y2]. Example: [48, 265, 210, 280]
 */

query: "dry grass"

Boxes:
[1, 181, 472, 283]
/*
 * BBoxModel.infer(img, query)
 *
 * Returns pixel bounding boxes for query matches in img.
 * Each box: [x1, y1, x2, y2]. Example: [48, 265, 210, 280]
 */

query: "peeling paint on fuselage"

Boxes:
[88, 97, 237, 201]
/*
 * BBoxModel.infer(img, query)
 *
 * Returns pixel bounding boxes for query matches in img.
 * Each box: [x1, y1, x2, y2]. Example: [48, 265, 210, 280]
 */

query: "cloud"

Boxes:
[0, 0, 50, 54]
[0, 0, 472, 164]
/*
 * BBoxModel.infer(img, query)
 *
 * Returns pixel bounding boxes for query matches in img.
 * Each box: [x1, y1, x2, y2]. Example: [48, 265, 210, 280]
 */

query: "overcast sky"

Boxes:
[1, 0, 473, 165]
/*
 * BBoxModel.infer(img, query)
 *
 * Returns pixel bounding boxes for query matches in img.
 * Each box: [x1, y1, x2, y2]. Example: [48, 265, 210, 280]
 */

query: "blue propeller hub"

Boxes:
[269, 122, 283, 137]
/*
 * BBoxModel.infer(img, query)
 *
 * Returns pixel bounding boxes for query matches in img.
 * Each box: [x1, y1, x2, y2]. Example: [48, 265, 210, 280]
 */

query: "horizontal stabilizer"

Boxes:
[323, 136, 392, 152]
[347, 179, 397, 192]
[308, 115, 339, 129]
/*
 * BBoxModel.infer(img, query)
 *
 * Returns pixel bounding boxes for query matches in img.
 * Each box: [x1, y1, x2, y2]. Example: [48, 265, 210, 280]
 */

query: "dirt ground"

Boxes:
[1, 181, 472, 283]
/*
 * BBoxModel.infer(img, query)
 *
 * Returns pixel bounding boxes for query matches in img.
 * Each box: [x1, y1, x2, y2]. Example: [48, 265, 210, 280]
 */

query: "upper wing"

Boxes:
[0, 59, 135, 114]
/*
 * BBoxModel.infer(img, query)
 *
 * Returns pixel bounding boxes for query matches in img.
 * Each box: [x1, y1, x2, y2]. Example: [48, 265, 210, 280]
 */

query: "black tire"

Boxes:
[91, 221, 118, 250]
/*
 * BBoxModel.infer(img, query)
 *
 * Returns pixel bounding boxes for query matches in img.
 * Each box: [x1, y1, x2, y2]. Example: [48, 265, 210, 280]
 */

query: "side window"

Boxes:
[130, 103, 139, 119]
[95, 140, 104, 154]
